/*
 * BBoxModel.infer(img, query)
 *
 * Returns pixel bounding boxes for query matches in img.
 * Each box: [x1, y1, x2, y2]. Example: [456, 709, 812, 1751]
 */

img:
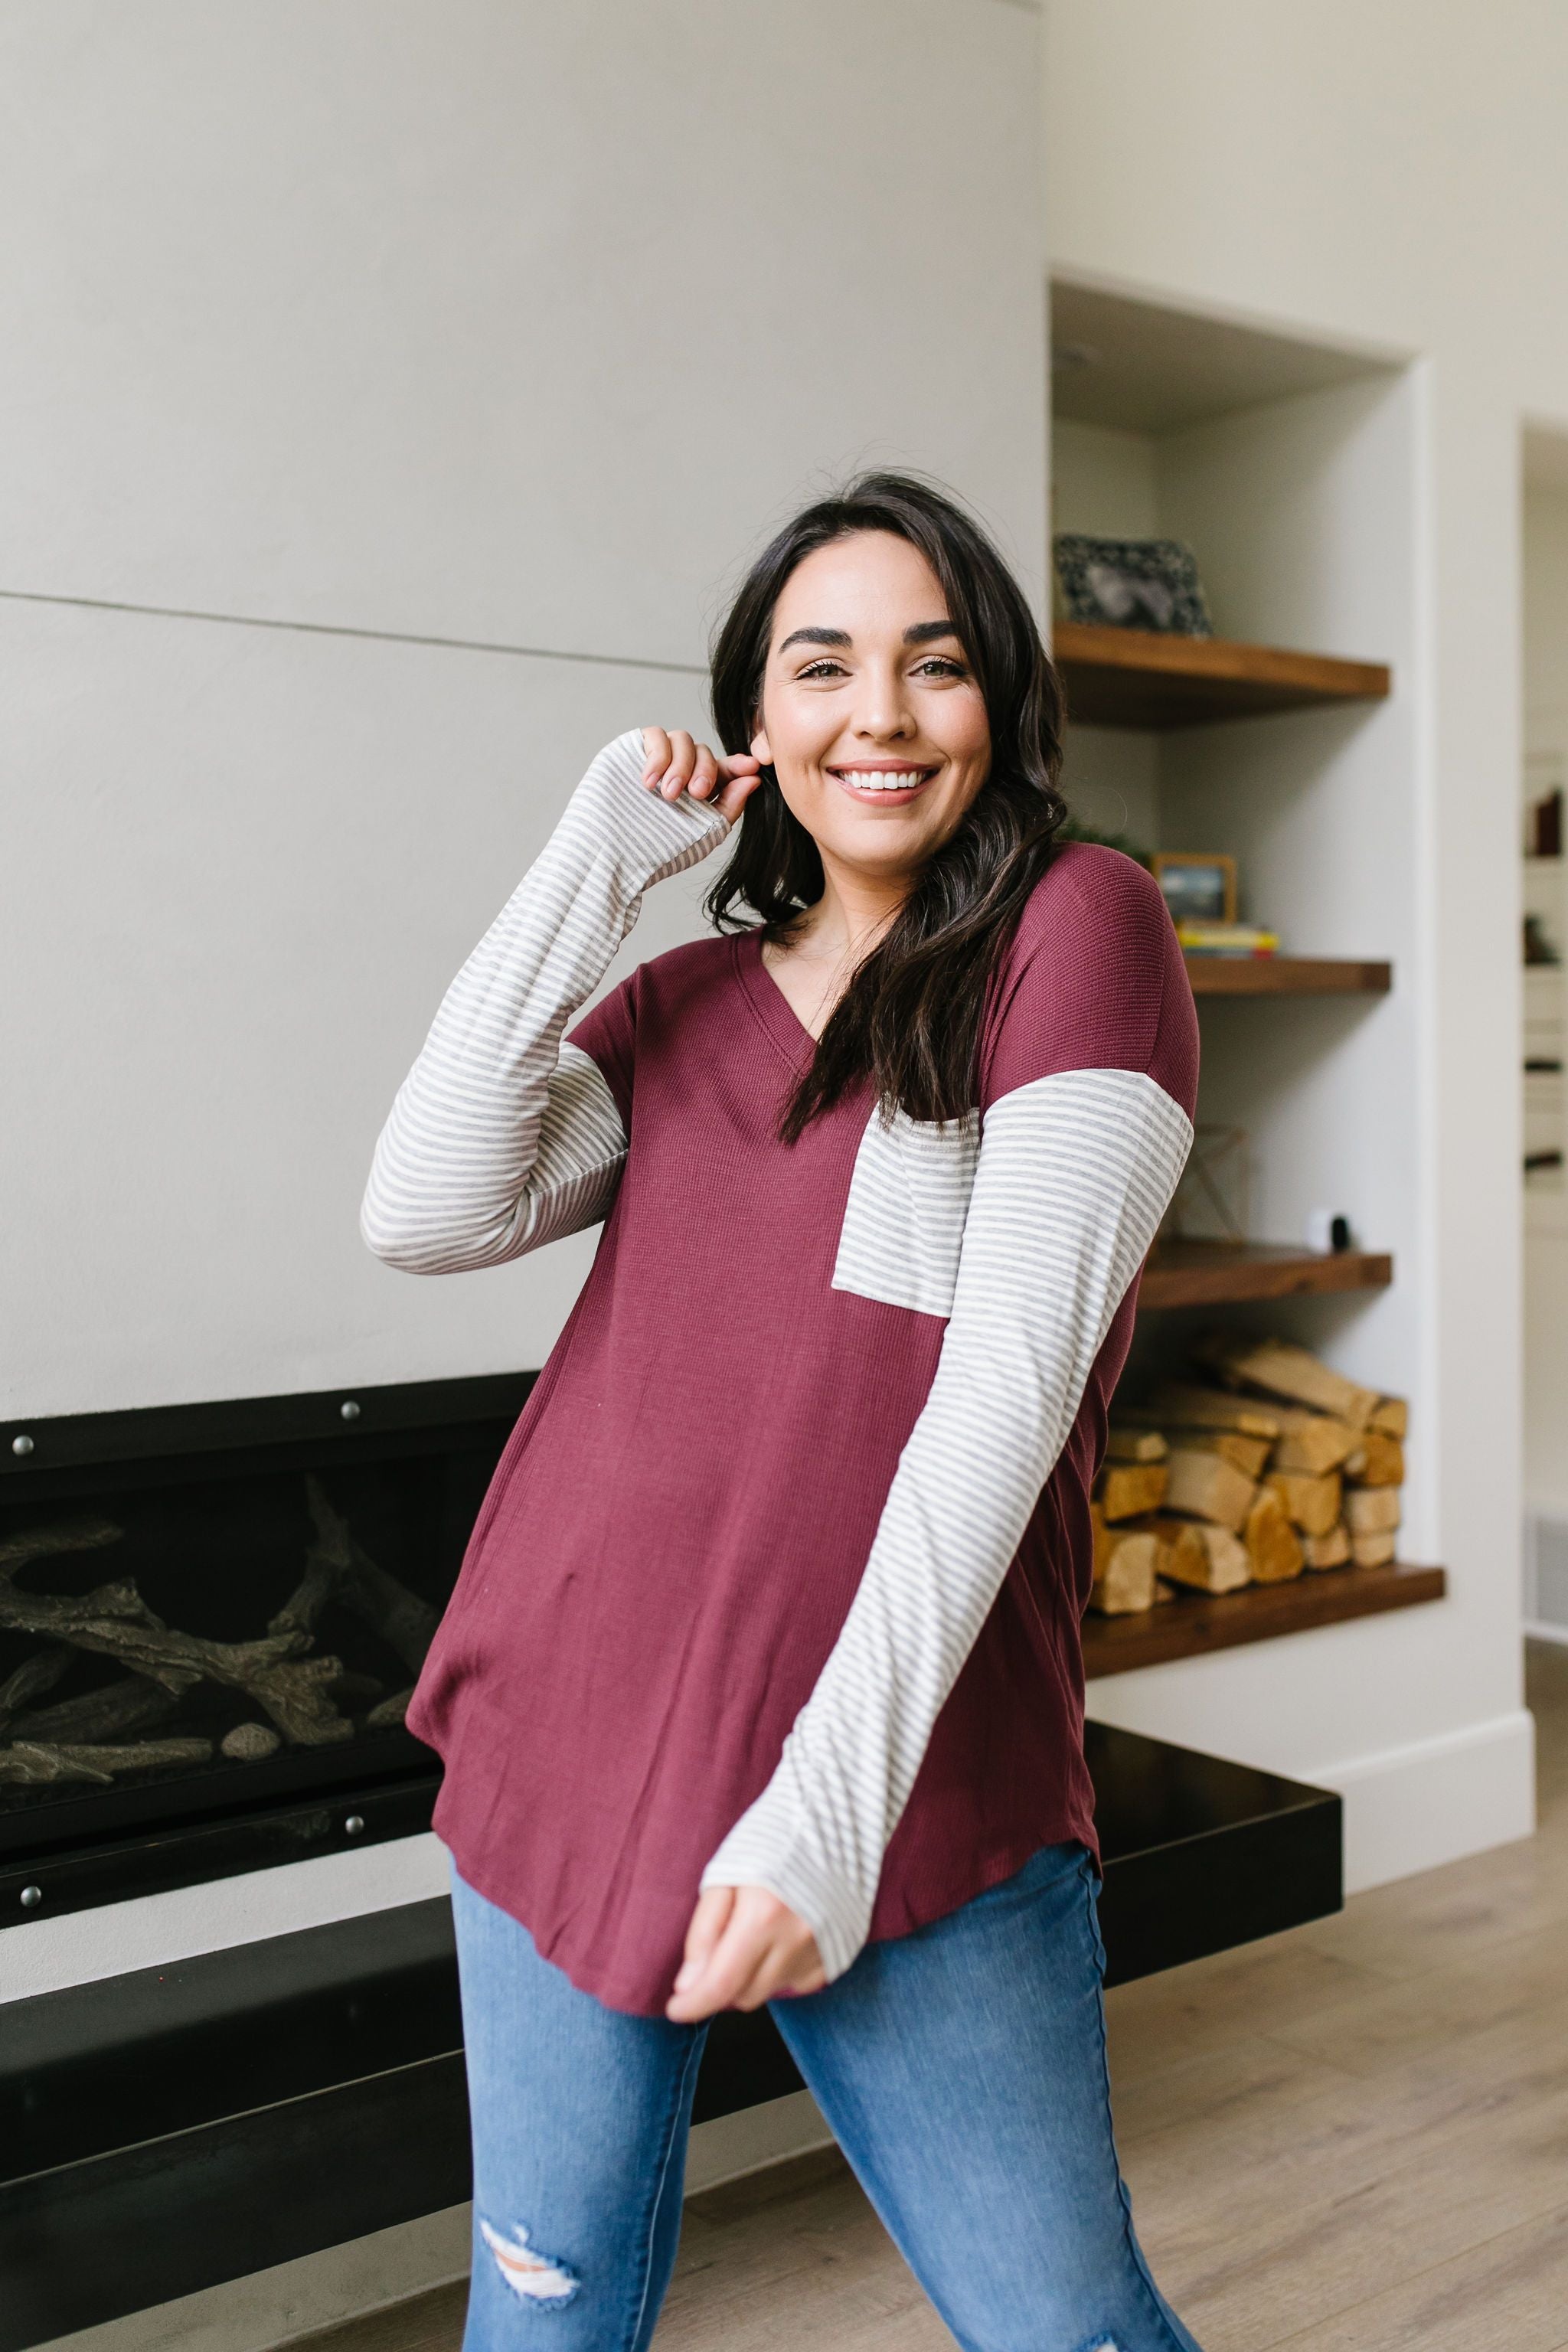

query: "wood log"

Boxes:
[1153, 1577, 1179, 1605]
[0, 1553, 351, 1746]
[1271, 1410, 1361, 1476]
[1104, 1428, 1169, 1464]
[1346, 1432, 1405, 1488]
[1244, 1486, 1305, 1583]
[1090, 1533, 1165, 1609]
[1192, 1334, 1380, 1430]
[1369, 1396, 1409, 1439]
[1091, 1501, 1149, 1566]
[1148, 1517, 1251, 1593]
[267, 1550, 340, 1642]
[1161, 1448, 1258, 1532]
[0, 1737, 212, 1786]
[0, 1518, 124, 1579]
[1345, 1484, 1402, 1534]
[0, 1646, 73, 1733]
[1302, 1523, 1352, 1570]
[1351, 1527, 1398, 1568]
[367, 1686, 416, 1728]
[1265, 1469, 1344, 1537]
[9, 1675, 177, 1746]
[1095, 1462, 1170, 1523]
[1183, 1430, 1273, 1480]
[274, 1479, 439, 1675]
[1140, 1384, 1282, 1440]
[0, 1571, 200, 1690]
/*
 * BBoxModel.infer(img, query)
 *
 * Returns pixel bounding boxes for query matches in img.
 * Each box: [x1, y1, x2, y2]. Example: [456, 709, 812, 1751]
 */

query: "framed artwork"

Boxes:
[1053, 534, 1213, 636]
[1152, 851, 1237, 926]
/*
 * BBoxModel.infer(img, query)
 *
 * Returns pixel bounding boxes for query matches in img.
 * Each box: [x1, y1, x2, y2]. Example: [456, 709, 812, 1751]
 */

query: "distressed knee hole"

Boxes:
[1080, 2339, 1122, 2352]
[479, 2217, 579, 2307]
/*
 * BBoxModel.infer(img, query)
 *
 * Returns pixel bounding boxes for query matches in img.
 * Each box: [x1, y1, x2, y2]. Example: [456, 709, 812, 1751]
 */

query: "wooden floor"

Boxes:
[301, 1645, 1568, 2352]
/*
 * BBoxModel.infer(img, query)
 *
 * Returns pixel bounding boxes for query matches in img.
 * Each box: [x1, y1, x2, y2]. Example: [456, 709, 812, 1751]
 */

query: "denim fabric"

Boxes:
[451, 1844, 1203, 2352]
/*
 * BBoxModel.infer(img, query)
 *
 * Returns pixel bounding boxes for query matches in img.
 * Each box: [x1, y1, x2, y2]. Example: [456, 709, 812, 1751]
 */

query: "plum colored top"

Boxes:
[363, 733, 1197, 2015]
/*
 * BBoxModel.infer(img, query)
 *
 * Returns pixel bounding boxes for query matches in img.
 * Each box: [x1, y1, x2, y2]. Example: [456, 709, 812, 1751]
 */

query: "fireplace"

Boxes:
[0, 1375, 532, 1925]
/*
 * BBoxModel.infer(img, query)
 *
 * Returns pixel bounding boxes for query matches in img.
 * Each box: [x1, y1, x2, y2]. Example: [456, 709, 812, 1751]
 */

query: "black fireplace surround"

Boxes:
[1, 1375, 1342, 2346]
[0, 1374, 533, 1924]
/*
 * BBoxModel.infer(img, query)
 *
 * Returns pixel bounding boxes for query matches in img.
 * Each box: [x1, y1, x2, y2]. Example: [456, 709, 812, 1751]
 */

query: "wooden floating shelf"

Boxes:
[1055, 620, 1392, 731]
[1186, 954, 1392, 996]
[1083, 1563, 1446, 1679]
[1140, 1239, 1393, 1311]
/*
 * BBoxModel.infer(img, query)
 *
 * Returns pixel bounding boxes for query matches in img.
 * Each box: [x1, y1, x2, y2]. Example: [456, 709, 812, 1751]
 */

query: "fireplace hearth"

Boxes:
[0, 1375, 533, 1926]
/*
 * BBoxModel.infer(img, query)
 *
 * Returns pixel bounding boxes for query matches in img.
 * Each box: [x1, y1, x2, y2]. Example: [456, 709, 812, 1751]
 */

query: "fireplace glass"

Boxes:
[0, 1377, 530, 1899]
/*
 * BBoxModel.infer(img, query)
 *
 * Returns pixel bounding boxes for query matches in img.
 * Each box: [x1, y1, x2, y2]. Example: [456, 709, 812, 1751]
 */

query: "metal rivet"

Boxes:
[339, 1400, 361, 1423]
[344, 1815, 365, 1837]
[11, 1435, 34, 1458]
[19, 1885, 42, 1910]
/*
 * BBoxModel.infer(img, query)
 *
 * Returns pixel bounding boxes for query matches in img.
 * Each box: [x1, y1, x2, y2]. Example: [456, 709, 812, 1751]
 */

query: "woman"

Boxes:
[362, 473, 1201, 2352]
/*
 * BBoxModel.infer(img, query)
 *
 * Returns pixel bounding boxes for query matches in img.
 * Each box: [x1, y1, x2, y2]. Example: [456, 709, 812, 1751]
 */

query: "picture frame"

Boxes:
[1152, 851, 1237, 926]
[1053, 534, 1214, 637]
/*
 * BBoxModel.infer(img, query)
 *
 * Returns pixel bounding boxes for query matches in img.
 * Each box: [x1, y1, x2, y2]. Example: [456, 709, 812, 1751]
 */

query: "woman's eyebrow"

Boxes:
[776, 620, 961, 654]
[778, 626, 851, 652]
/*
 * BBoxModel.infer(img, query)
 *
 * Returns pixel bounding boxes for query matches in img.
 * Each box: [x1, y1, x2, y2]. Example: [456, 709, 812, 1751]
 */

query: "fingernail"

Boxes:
[674, 1963, 694, 1989]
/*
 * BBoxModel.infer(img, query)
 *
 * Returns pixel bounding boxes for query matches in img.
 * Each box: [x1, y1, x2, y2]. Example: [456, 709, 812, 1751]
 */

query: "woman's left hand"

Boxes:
[665, 1885, 826, 2021]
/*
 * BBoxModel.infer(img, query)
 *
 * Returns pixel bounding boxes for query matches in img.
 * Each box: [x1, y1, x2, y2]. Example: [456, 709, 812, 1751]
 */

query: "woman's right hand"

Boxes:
[640, 727, 765, 825]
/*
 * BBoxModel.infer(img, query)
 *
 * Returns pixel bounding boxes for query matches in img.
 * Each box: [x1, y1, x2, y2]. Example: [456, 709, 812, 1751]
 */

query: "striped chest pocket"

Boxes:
[830, 1105, 982, 1319]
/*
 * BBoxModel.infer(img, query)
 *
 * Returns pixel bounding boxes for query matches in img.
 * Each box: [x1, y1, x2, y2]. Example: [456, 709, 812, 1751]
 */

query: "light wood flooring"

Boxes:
[300, 1645, 1568, 2352]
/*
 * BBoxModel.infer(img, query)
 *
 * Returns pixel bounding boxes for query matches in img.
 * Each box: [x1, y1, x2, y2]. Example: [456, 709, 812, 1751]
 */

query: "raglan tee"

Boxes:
[364, 730, 1197, 2015]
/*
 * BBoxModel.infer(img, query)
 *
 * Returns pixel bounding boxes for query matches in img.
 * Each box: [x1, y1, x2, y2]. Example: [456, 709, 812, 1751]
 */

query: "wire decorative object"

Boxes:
[1160, 1124, 1251, 1245]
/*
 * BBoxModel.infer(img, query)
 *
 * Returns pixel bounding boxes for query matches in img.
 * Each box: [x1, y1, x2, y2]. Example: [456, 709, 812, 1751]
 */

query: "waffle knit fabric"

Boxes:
[364, 734, 1197, 2014]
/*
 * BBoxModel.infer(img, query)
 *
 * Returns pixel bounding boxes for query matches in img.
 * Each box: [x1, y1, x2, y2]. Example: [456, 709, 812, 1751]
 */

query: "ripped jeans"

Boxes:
[451, 1842, 1203, 2352]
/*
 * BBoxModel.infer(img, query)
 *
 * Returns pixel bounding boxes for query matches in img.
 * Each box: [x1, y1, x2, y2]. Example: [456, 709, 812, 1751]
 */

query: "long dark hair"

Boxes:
[706, 472, 1067, 1141]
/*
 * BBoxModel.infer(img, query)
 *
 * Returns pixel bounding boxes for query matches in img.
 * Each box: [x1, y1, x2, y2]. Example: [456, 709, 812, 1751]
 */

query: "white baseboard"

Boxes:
[39, 2092, 834, 2352]
[1526, 1619, 1568, 1648]
[1310, 1708, 1537, 1893]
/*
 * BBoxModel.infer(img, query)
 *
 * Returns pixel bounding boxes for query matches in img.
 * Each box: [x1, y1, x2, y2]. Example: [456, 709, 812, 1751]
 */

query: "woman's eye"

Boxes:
[797, 658, 849, 681]
[913, 656, 967, 679]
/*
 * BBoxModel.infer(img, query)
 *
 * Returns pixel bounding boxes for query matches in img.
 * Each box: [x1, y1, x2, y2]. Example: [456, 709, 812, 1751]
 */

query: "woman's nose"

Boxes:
[852, 677, 916, 740]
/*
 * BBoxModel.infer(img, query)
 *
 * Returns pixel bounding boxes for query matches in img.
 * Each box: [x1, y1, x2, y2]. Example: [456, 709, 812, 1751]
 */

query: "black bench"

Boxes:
[0, 1723, 1339, 2350]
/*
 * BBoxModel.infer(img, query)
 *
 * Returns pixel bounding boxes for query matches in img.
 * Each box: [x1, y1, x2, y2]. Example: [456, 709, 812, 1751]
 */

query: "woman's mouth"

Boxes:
[827, 763, 938, 805]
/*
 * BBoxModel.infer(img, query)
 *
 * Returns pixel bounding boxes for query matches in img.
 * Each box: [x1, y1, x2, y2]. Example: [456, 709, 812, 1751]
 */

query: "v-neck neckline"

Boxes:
[731, 929, 818, 1069]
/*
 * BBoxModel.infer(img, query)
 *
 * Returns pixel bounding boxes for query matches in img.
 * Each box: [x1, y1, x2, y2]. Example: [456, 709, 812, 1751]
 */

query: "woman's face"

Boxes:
[751, 531, 992, 887]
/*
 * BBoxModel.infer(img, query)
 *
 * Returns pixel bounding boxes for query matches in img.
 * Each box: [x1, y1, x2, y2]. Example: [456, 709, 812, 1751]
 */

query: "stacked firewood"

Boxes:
[1089, 1334, 1407, 1615]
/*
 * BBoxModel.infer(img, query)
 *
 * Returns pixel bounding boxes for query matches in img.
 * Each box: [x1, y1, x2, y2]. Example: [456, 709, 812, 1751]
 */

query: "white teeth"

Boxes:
[838, 769, 924, 790]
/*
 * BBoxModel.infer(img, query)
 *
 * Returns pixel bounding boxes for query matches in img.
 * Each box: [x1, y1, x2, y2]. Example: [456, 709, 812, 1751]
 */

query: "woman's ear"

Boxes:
[750, 724, 772, 765]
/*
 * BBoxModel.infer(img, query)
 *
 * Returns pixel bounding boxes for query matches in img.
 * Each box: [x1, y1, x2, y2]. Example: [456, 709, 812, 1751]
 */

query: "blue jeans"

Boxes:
[451, 1843, 1202, 2352]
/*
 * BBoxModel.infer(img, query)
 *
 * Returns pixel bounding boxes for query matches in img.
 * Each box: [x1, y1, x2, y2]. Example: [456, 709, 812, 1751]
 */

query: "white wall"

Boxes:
[1524, 482, 1568, 1521]
[1045, 0, 1557, 1885]
[0, 0, 1047, 2003]
[1050, 416, 1160, 844]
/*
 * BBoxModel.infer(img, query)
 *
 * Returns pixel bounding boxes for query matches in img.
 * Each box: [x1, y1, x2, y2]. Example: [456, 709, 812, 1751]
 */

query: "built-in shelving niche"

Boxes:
[1050, 276, 1432, 1664]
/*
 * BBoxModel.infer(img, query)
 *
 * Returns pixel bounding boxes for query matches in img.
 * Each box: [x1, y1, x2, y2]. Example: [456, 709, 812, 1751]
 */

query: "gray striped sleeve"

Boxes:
[700, 1064, 1195, 1980]
[360, 729, 730, 1276]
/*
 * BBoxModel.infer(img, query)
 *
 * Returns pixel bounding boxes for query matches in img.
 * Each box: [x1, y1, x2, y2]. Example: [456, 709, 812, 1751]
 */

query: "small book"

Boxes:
[1176, 922, 1280, 957]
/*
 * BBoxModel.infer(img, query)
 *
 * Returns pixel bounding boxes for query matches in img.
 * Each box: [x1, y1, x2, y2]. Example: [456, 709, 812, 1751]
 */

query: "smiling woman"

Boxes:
[702, 475, 1068, 1135]
[360, 473, 1204, 2352]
